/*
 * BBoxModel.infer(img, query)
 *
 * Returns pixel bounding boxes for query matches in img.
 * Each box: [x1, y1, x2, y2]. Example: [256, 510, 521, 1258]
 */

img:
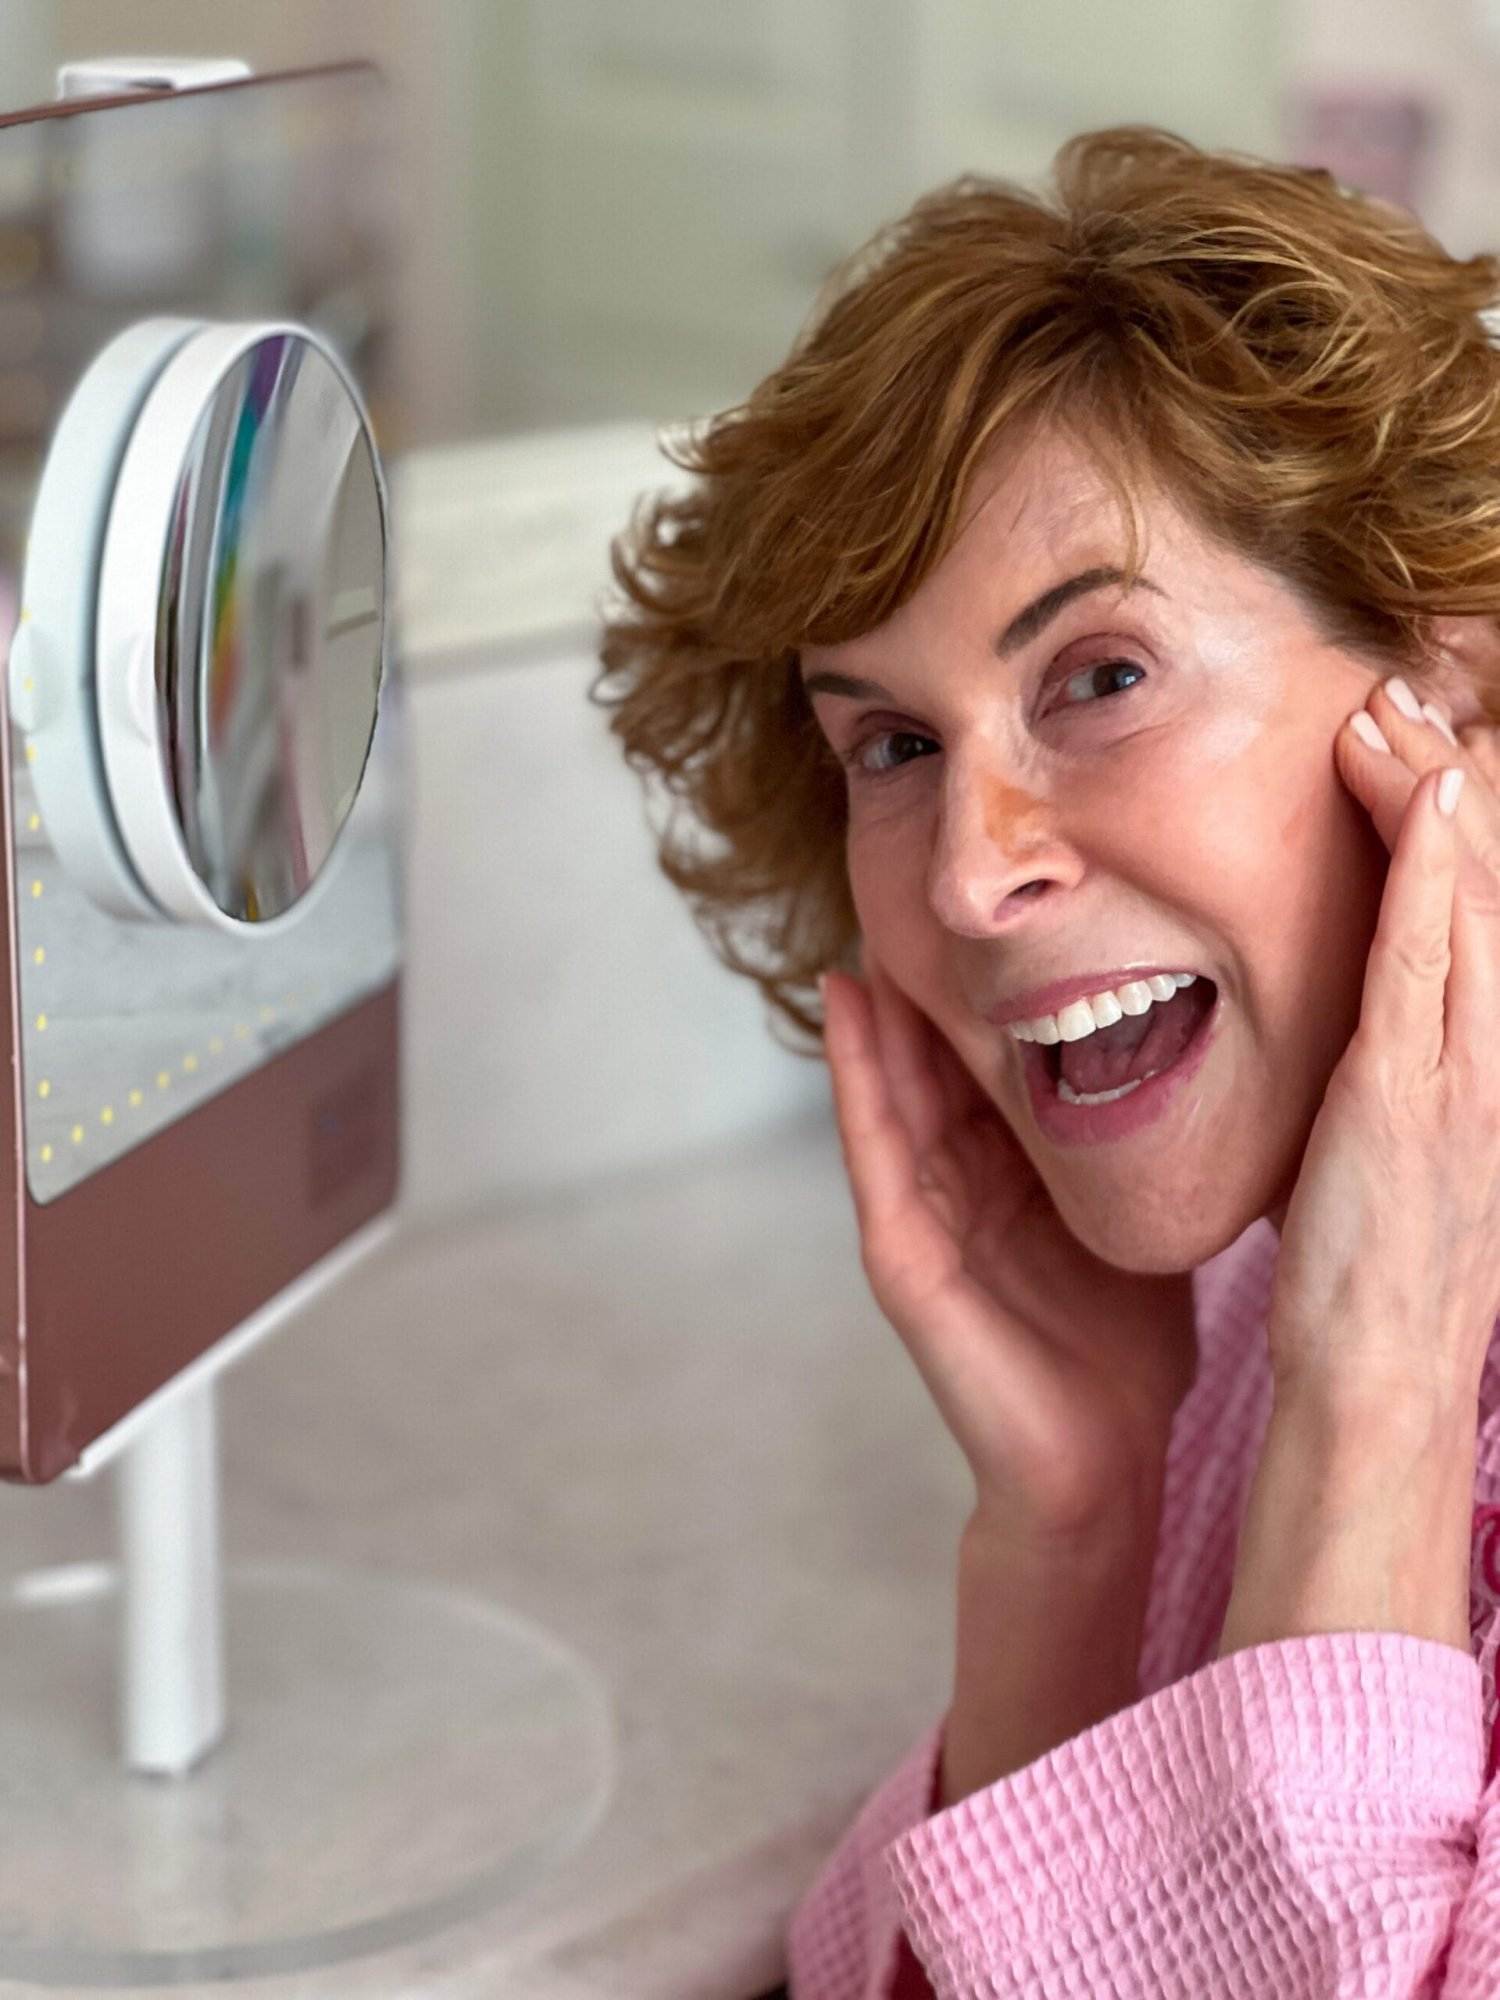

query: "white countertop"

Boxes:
[0, 1112, 971, 1997]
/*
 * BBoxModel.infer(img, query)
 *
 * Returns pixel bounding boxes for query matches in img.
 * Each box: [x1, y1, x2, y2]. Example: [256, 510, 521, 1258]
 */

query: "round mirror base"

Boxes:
[0, 1560, 615, 1986]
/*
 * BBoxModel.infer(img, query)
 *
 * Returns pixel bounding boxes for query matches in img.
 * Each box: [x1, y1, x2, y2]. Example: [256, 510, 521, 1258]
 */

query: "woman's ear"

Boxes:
[1415, 614, 1500, 727]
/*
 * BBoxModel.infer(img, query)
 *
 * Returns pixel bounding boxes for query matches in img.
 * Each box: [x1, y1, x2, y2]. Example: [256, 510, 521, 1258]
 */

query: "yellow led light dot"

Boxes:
[36, 1078, 48, 1097]
[34, 1013, 44, 1031]
[70, 1124, 82, 1145]
[234, 1023, 249, 1039]
[26, 813, 37, 832]
[156, 1070, 169, 1089]
[128, 1088, 142, 1107]
[39, 1144, 50, 1163]
[29, 880, 40, 898]
[24, 743, 34, 765]
[259, 1005, 275, 1023]
[21, 675, 31, 694]
[32, 946, 43, 964]
[100, 1106, 113, 1126]
[182, 1054, 198, 1073]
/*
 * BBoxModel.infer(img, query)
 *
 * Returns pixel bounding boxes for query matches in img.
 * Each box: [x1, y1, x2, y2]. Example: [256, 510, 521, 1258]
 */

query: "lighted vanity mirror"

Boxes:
[0, 63, 403, 1480]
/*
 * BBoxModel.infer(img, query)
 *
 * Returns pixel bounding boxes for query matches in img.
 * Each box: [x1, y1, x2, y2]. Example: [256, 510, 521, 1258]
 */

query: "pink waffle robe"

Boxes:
[786, 1216, 1500, 1997]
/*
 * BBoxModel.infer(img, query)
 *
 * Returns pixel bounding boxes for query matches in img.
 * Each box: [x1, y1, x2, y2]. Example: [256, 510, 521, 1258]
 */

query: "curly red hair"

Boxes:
[592, 125, 1500, 1055]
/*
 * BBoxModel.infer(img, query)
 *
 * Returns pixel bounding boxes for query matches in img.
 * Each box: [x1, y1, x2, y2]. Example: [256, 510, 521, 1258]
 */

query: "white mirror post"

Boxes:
[113, 1376, 225, 1777]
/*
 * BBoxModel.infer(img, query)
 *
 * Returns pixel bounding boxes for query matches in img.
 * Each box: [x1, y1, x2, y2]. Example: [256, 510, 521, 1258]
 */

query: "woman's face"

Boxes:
[799, 423, 1480, 1274]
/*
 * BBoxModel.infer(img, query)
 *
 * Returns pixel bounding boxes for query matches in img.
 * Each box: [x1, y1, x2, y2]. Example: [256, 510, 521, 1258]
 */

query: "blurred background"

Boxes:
[1, 6, 1496, 1995]
[18, 0, 1498, 446]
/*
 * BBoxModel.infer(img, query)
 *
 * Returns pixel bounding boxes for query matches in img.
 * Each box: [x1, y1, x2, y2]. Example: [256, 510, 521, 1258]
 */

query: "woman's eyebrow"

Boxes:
[800, 566, 1166, 702]
[995, 565, 1165, 658]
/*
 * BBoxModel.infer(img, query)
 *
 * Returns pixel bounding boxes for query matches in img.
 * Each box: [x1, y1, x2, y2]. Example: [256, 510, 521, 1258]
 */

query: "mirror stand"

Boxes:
[115, 1377, 225, 1778]
[0, 1367, 617, 1986]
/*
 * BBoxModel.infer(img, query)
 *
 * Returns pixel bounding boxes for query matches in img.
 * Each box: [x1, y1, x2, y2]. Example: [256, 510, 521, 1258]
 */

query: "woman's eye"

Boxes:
[842, 728, 935, 778]
[1057, 658, 1148, 710]
[841, 658, 1148, 781]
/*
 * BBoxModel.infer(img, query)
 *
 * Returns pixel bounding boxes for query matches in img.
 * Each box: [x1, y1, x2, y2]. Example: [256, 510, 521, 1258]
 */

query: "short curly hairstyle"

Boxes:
[591, 124, 1500, 1058]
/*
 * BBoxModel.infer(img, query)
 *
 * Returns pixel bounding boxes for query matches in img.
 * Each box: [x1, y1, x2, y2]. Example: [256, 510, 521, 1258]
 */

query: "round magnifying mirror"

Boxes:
[83, 320, 388, 932]
[154, 330, 386, 923]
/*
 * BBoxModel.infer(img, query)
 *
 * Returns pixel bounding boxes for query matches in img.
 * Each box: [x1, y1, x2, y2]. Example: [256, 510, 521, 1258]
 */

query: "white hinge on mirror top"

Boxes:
[55, 58, 253, 102]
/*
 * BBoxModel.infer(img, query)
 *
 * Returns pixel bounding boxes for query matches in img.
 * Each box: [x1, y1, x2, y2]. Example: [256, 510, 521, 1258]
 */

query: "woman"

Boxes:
[595, 126, 1500, 1996]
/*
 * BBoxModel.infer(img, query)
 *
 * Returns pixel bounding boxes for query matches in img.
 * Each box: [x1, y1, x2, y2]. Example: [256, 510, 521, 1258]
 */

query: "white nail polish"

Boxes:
[1385, 675, 1424, 722]
[1438, 767, 1466, 817]
[1350, 711, 1390, 753]
[1422, 701, 1460, 747]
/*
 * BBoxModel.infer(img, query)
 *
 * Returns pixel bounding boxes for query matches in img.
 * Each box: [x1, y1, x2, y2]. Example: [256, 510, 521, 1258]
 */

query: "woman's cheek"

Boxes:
[844, 823, 923, 947]
[844, 838, 891, 931]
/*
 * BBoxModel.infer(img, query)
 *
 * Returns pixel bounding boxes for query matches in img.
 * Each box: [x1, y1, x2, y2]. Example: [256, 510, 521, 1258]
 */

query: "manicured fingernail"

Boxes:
[1350, 710, 1390, 753]
[1385, 675, 1424, 722]
[1438, 766, 1466, 817]
[1421, 701, 1460, 747]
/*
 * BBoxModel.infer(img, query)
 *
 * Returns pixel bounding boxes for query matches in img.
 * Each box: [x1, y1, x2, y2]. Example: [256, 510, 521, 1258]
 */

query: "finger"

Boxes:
[862, 951, 951, 1161]
[1345, 683, 1455, 857]
[821, 970, 1046, 1480]
[866, 940, 988, 1132]
[1354, 764, 1462, 1074]
[864, 951, 1042, 1190]
[819, 970, 960, 1285]
[1443, 759, 1500, 1074]
[1378, 702, 1500, 1036]
[1369, 686, 1500, 882]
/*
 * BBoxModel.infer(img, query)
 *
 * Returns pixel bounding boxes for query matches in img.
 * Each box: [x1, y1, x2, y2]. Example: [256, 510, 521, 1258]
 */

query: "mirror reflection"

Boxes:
[158, 330, 384, 923]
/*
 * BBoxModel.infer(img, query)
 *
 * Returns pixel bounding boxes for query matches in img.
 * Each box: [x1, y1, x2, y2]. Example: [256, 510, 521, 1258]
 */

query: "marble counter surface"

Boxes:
[0, 1109, 972, 1997]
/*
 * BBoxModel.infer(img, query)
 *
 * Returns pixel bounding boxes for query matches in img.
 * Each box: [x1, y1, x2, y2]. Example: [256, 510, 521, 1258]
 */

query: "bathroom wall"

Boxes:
[392, 423, 830, 1223]
[464, 0, 1285, 436]
[35, 1, 1292, 440]
[1281, 0, 1500, 256]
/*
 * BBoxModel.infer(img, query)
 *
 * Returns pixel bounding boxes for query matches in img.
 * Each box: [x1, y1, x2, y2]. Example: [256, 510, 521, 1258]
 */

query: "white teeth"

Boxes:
[1057, 1066, 1166, 1106]
[1008, 970, 1199, 1044]
[1053, 998, 1096, 1043]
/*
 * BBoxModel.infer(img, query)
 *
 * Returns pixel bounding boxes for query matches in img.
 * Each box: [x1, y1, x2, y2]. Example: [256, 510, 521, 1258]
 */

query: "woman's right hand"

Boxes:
[820, 949, 1200, 1548]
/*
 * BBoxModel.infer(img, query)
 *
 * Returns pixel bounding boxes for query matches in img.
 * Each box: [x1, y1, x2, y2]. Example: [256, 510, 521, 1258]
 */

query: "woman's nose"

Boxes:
[925, 766, 1081, 934]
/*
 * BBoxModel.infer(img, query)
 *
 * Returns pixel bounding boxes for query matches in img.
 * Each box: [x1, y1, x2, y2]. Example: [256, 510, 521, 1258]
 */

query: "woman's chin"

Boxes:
[1011, 1002, 1307, 1272]
[1044, 1169, 1261, 1276]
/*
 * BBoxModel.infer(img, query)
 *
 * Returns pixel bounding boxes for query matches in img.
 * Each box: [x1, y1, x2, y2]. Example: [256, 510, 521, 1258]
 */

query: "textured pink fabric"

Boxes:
[786, 1216, 1500, 1997]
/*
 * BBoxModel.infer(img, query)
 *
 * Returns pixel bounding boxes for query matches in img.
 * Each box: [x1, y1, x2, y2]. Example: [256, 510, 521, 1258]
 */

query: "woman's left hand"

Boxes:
[1267, 675, 1500, 1431]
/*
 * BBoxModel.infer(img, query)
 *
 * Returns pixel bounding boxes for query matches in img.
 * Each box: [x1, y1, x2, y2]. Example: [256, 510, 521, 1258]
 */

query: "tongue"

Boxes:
[1057, 983, 1212, 1095]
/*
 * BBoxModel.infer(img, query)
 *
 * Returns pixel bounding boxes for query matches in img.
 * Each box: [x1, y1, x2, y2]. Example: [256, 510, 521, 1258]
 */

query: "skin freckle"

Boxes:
[982, 774, 1047, 845]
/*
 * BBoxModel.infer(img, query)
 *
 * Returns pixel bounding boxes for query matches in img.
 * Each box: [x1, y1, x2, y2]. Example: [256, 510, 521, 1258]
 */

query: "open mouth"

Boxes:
[1016, 975, 1222, 1144]
[1036, 975, 1218, 1102]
